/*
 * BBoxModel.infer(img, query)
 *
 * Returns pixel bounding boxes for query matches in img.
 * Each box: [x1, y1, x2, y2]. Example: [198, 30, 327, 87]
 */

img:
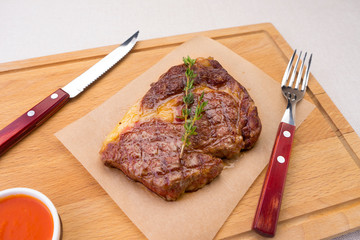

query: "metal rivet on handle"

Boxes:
[283, 131, 291, 138]
[51, 93, 59, 99]
[27, 110, 35, 117]
[277, 156, 285, 164]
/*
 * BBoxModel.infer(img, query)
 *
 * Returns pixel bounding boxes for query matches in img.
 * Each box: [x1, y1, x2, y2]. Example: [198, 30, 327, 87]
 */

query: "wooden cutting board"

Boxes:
[1, 23, 360, 240]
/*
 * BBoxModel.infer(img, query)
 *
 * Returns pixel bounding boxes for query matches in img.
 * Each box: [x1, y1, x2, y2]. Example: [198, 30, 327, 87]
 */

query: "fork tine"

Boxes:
[288, 51, 302, 87]
[301, 53, 313, 91]
[281, 50, 297, 87]
[294, 52, 307, 89]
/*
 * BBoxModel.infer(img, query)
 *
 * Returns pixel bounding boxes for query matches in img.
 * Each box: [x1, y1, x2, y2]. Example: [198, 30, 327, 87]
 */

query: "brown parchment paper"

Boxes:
[55, 36, 315, 240]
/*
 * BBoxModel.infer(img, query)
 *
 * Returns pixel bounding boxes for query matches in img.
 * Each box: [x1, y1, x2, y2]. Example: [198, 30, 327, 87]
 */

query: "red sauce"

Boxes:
[0, 194, 54, 240]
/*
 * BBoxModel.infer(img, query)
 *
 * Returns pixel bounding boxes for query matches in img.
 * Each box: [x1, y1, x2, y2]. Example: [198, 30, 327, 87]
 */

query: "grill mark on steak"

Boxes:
[100, 57, 261, 200]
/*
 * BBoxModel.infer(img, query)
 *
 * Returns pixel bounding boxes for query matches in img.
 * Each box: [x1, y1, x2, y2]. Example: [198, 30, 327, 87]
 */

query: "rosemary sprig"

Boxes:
[179, 56, 208, 159]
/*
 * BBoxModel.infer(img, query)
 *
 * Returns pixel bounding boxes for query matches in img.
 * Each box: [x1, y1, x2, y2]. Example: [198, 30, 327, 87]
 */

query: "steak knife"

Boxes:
[0, 31, 139, 156]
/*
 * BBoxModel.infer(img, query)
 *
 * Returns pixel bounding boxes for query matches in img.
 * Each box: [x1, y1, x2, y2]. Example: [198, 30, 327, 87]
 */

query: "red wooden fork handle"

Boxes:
[0, 88, 70, 156]
[252, 122, 296, 237]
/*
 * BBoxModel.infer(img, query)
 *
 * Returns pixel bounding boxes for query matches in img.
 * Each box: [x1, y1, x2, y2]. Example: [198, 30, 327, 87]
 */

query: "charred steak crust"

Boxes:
[141, 58, 261, 149]
[100, 57, 261, 200]
[102, 119, 224, 201]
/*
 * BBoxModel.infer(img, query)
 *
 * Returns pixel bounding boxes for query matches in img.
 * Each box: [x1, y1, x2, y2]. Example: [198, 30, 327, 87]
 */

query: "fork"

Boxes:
[252, 50, 313, 237]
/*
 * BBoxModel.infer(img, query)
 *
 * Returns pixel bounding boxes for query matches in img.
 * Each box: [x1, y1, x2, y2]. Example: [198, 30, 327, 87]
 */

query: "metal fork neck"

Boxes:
[281, 98, 296, 126]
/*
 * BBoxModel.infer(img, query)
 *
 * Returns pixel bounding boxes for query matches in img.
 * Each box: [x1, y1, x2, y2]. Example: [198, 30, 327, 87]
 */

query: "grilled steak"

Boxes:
[100, 57, 261, 200]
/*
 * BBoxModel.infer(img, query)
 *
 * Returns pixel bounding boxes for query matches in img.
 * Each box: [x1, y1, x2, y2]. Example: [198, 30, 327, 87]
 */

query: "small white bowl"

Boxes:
[0, 187, 61, 240]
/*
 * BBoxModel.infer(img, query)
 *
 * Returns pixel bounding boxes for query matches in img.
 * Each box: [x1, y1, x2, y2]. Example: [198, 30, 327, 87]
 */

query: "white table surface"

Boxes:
[1, 0, 360, 239]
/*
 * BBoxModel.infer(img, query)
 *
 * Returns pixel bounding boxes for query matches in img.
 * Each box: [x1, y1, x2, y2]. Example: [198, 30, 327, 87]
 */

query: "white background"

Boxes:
[1, 1, 360, 239]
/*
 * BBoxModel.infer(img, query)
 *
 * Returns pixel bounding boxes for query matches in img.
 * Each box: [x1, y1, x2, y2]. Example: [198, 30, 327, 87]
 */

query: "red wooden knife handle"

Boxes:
[252, 122, 296, 237]
[0, 88, 70, 156]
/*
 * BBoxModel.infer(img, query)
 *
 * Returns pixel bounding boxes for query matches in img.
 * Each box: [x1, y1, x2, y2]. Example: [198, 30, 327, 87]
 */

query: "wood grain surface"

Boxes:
[1, 23, 360, 240]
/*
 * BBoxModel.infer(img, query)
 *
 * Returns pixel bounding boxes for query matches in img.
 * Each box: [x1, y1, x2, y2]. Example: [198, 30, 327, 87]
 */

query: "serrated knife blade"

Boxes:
[63, 31, 138, 97]
[0, 31, 139, 156]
